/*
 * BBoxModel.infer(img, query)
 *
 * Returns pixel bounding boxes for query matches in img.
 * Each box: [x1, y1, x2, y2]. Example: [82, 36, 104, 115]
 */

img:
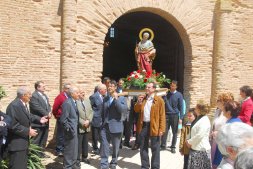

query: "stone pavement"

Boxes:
[44, 138, 184, 169]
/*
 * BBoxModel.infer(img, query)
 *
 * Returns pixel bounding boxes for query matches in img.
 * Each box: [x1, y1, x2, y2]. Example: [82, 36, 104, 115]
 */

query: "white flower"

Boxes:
[133, 71, 137, 74]
[163, 75, 166, 78]
[131, 74, 135, 77]
[139, 75, 143, 78]
[142, 70, 146, 72]
[156, 84, 160, 89]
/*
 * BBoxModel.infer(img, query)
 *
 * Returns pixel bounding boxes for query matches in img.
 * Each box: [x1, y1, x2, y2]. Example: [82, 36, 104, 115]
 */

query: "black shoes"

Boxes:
[92, 149, 100, 155]
[132, 144, 140, 150]
[160, 144, 166, 150]
[171, 148, 176, 154]
[39, 153, 50, 158]
[55, 151, 64, 157]
[110, 166, 116, 169]
[73, 163, 81, 169]
[82, 158, 91, 164]
[123, 142, 132, 148]
[109, 164, 116, 169]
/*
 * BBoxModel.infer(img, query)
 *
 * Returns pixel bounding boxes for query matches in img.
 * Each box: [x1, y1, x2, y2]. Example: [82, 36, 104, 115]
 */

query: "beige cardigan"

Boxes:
[76, 99, 93, 133]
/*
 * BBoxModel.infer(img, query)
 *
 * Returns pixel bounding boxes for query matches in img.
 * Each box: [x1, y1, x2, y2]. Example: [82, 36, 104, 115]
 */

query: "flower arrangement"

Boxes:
[0, 86, 6, 100]
[123, 70, 171, 90]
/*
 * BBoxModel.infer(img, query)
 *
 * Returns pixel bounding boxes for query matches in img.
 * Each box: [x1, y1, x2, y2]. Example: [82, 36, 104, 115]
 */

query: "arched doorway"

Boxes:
[103, 11, 184, 92]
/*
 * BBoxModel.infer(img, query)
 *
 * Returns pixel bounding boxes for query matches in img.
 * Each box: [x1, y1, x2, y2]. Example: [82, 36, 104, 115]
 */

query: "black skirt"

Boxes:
[187, 149, 212, 169]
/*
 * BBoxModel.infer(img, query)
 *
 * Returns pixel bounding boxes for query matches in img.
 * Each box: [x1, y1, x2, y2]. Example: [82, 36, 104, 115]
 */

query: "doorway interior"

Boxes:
[102, 11, 184, 92]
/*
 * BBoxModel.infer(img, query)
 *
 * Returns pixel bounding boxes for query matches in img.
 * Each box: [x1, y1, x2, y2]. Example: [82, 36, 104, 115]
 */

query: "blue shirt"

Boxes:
[227, 117, 242, 123]
[163, 91, 184, 119]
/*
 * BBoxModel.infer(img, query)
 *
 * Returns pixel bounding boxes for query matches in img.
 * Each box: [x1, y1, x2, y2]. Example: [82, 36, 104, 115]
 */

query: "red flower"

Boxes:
[146, 72, 151, 78]
[137, 70, 141, 73]
[134, 75, 138, 78]
[144, 78, 147, 83]
[127, 77, 131, 81]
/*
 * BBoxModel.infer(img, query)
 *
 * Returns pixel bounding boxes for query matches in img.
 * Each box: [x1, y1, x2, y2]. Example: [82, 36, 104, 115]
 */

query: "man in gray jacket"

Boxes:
[60, 86, 80, 169]
[89, 84, 107, 154]
[29, 81, 51, 157]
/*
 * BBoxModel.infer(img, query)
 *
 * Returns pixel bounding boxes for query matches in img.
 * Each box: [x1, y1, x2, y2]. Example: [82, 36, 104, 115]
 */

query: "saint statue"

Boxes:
[135, 29, 156, 75]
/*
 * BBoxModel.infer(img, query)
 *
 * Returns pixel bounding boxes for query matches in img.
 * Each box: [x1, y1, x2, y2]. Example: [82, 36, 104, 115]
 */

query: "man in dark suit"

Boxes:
[60, 86, 80, 169]
[6, 86, 48, 169]
[100, 80, 128, 169]
[117, 79, 132, 148]
[0, 111, 11, 161]
[89, 84, 107, 154]
[29, 81, 52, 156]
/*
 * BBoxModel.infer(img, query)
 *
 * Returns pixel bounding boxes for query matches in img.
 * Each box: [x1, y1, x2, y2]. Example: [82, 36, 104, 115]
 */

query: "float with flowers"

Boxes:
[122, 69, 170, 96]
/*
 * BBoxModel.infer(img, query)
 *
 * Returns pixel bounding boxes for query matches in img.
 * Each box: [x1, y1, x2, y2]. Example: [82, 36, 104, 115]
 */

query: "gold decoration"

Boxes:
[139, 28, 154, 41]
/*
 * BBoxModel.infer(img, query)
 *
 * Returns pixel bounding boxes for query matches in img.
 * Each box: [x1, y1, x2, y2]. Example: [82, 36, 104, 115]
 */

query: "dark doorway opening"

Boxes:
[103, 11, 184, 92]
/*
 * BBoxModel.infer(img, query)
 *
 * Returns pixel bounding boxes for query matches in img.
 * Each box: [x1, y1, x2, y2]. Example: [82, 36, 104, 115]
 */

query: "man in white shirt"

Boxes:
[134, 82, 165, 169]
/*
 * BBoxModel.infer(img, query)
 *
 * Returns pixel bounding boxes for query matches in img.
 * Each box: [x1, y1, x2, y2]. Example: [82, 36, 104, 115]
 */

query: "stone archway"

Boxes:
[102, 11, 185, 92]
[74, 0, 214, 106]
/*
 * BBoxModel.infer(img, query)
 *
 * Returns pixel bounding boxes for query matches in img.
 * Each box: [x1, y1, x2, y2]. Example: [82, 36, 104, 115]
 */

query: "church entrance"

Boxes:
[102, 11, 184, 92]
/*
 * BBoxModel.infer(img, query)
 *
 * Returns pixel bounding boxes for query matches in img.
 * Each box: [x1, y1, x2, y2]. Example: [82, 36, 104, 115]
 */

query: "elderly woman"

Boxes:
[216, 122, 253, 169]
[186, 103, 211, 169]
[234, 147, 253, 169]
[211, 93, 234, 168]
[238, 85, 253, 125]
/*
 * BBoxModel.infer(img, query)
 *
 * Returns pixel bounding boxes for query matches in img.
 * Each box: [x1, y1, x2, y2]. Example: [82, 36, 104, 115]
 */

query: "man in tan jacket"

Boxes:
[134, 82, 165, 169]
[76, 89, 93, 166]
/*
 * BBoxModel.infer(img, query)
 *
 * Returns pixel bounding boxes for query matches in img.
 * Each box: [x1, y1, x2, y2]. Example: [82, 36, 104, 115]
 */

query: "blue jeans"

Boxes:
[55, 119, 64, 153]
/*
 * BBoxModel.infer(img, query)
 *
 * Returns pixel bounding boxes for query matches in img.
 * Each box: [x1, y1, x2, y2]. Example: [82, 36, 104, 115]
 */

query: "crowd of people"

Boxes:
[0, 79, 253, 169]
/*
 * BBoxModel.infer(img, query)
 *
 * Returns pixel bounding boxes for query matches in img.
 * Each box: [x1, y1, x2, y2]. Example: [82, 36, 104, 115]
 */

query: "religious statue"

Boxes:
[135, 28, 156, 75]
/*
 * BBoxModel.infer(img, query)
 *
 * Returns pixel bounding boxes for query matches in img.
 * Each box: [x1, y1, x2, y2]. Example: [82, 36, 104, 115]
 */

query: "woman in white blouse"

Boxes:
[211, 93, 233, 168]
[186, 103, 211, 169]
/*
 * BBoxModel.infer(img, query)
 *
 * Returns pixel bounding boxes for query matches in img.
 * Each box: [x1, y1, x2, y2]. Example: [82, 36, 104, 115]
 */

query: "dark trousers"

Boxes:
[100, 125, 122, 168]
[133, 112, 140, 145]
[183, 154, 189, 169]
[139, 122, 160, 169]
[77, 132, 88, 162]
[161, 114, 179, 148]
[31, 125, 49, 148]
[122, 119, 132, 144]
[91, 126, 100, 150]
[63, 133, 78, 169]
[9, 149, 28, 169]
[56, 119, 65, 153]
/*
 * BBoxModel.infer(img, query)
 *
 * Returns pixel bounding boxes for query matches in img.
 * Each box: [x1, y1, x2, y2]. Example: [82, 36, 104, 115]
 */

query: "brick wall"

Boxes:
[0, 0, 252, 111]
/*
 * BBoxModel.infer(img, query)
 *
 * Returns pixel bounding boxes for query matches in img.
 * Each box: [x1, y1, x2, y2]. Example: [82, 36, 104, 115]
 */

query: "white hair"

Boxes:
[69, 86, 79, 94]
[63, 82, 71, 89]
[17, 86, 30, 98]
[97, 84, 106, 90]
[216, 122, 253, 156]
[234, 147, 253, 169]
[143, 32, 150, 38]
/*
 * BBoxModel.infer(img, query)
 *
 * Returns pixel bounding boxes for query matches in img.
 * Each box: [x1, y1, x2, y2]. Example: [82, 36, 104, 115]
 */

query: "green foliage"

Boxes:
[27, 142, 45, 169]
[123, 70, 171, 89]
[0, 160, 8, 169]
[1, 141, 45, 169]
[0, 86, 6, 100]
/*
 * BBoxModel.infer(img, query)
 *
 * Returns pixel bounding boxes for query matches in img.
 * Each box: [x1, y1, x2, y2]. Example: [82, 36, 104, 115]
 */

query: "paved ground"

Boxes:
[43, 138, 183, 169]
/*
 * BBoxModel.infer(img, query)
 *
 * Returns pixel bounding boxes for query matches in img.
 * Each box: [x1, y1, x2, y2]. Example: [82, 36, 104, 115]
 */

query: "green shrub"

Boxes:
[1, 141, 45, 169]
[0, 86, 6, 100]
